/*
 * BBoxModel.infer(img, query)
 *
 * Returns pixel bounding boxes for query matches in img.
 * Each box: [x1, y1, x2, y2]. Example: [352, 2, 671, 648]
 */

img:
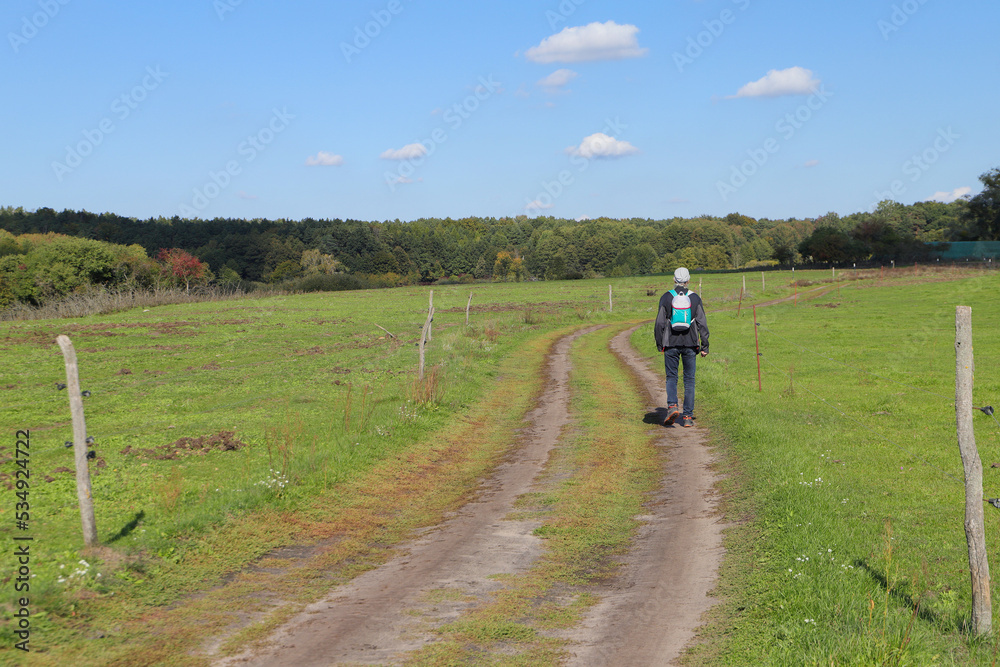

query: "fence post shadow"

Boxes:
[854, 558, 941, 626]
[107, 510, 146, 544]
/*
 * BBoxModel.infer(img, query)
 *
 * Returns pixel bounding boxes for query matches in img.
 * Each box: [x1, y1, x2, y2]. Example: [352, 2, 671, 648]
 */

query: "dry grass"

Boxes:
[0, 285, 284, 321]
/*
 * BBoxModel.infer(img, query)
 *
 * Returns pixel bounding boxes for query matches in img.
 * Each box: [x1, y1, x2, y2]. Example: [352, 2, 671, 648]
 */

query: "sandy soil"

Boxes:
[214, 323, 726, 666]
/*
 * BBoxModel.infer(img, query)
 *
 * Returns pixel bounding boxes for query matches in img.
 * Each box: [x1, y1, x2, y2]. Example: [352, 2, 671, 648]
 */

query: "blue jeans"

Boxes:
[664, 347, 697, 417]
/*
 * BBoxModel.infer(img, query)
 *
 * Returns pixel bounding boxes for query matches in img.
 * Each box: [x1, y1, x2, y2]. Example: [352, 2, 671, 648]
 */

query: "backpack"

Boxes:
[668, 289, 693, 332]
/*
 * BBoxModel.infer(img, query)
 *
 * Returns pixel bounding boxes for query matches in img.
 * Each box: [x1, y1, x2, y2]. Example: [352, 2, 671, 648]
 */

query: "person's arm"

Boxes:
[653, 297, 668, 352]
[694, 297, 709, 356]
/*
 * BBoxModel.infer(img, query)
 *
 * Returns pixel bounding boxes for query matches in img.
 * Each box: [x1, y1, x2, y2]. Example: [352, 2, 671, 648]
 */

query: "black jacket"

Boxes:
[653, 287, 709, 352]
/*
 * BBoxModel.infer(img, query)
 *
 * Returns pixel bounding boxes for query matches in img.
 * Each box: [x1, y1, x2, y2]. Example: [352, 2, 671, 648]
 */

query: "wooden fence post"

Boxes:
[56, 335, 99, 547]
[736, 279, 745, 318]
[955, 305, 991, 635]
[753, 305, 761, 392]
[418, 303, 434, 381]
[427, 290, 433, 342]
[466, 291, 473, 326]
[608, 285, 613, 312]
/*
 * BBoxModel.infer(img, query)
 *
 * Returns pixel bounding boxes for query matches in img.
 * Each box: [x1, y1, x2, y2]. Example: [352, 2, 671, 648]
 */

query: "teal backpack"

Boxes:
[668, 289, 693, 332]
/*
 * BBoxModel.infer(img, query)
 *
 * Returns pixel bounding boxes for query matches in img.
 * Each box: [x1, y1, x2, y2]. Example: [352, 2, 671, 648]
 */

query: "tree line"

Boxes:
[2, 167, 998, 309]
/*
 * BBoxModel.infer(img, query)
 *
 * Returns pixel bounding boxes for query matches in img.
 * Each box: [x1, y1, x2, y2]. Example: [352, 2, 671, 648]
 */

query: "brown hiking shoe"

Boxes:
[664, 404, 680, 425]
[680, 415, 694, 427]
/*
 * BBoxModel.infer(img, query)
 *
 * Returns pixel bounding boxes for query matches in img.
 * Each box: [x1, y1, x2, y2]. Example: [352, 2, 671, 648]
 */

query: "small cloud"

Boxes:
[566, 132, 639, 159]
[525, 21, 648, 64]
[380, 143, 427, 161]
[537, 68, 578, 90]
[667, 197, 689, 204]
[526, 199, 554, 212]
[927, 186, 972, 203]
[305, 151, 344, 166]
[803, 159, 820, 168]
[729, 66, 820, 98]
[514, 83, 531, 98]
[237, 191, 258, 200]
[576, 215, 591, 221]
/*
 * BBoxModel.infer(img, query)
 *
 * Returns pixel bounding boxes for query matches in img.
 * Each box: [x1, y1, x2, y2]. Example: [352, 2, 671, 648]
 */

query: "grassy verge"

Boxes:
[631, 269, 1000, 665]
[402, 321, 662, 665]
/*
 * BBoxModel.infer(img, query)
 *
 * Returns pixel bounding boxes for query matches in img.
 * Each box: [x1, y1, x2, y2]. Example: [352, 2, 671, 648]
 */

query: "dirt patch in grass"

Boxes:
[441, 300, 574, 315]
[0, 320, 205, 347]
[120, 430, 252, 460]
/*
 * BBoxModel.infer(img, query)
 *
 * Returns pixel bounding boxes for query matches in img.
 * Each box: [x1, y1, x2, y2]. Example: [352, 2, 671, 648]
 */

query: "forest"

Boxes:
[0, 193, 987, 309]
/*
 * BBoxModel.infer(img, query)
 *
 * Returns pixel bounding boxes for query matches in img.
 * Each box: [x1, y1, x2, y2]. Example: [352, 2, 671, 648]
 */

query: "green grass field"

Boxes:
[2, 266, 1000, 664]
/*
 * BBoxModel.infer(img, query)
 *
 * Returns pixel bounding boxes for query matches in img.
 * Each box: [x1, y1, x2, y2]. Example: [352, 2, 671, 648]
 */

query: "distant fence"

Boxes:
[930, 241, 1000, 260]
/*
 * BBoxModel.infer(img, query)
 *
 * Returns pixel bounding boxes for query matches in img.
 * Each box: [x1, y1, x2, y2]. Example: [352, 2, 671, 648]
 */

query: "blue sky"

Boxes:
[2, 0, 997, 223]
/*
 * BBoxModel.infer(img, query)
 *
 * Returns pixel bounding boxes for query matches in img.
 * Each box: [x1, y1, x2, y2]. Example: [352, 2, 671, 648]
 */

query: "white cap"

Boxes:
[674, 267, 690, 284]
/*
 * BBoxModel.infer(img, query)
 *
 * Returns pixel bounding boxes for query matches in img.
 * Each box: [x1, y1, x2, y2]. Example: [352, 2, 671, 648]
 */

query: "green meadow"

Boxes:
[2, 266, 1000, 664]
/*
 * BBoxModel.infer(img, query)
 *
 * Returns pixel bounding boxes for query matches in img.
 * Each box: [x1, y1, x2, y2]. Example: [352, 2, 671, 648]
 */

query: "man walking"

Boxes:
[653, 267, 709, 427]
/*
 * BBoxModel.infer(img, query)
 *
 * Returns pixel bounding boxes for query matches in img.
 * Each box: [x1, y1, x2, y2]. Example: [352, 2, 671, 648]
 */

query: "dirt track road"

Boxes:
[216, 323, 725, 666]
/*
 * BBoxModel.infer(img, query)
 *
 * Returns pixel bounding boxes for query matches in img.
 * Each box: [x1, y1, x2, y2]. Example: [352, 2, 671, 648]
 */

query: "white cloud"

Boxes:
[305, 151, 343, 166]
[525, 21, 648, 63]
[526, 199, 554, 212]
[927, 186, 972, 203]
[537, 68, 578, 89]
[566, 132, 639, 159]
[380, 143, 427, 160]
[803, 159, 820, 168]
[237, 191, 257, 200]
[730, 66, 820, 98]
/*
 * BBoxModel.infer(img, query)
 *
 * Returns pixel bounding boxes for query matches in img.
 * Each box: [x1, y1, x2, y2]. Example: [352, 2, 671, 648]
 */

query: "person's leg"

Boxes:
[664, 348, 680, 407]
[680, 347, 697, 417]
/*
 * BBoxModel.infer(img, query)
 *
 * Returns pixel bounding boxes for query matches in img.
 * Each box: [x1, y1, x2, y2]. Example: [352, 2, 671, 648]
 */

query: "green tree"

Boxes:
[545, 253, 567, 280]
[963, 167, 1000, 240]
[798, 227, 863, 264]
[269, 259, 302, 282]
[218, 265, 241, 286]
[0, 229, 21, 257]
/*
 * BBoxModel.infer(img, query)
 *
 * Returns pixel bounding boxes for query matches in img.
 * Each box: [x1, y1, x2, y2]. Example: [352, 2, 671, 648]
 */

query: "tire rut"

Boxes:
[214, 325, 604, 666]
[560, 324, 727, 666]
